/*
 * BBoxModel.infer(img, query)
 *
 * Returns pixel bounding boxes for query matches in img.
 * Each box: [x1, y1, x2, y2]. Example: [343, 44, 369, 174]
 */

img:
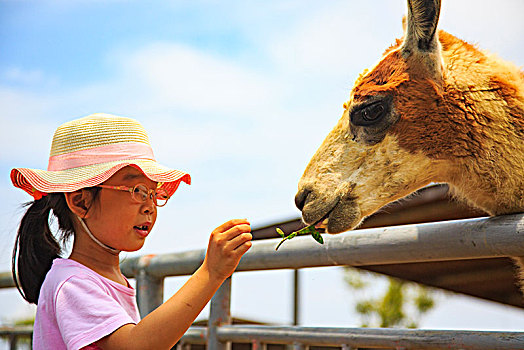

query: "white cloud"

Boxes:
[118, 43, 278, 116]
[0, 36, 344, 173]
[3, 67, 46, 85]
[0, 88, 59, 166]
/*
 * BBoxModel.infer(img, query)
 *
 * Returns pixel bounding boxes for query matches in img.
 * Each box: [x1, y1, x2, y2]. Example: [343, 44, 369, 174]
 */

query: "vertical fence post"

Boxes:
[252, 339, 266, 350]
[9, 334, 17, 350]
[135, 255, 164, 318]
[293, 342, 306, 350]
[208, 276, 232, 350]
[293, 269, 300, 325]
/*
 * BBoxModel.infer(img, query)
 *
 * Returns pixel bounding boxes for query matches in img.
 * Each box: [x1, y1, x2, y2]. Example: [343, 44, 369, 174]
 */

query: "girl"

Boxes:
[11, 113, 253, 349]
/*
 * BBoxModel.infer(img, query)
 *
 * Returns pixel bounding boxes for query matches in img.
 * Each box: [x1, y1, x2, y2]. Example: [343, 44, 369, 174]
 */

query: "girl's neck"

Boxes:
[69, 232, 127, 287]
[69, 250, 128, 287]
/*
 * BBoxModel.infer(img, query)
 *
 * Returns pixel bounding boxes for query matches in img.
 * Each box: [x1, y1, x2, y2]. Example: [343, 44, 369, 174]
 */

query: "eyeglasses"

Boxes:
[97, 183, 170, 207]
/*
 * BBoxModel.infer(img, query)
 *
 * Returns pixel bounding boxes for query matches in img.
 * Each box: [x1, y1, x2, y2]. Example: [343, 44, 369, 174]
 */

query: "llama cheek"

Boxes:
[351, 137, 435, 216]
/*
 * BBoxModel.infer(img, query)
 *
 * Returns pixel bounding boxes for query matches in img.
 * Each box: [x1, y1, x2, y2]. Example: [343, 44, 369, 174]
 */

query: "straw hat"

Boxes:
[11, 113, 191, 200]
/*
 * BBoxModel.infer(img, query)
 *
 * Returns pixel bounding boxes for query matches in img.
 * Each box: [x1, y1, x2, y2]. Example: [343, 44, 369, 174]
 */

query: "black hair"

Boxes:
[11, 188, 100, 304]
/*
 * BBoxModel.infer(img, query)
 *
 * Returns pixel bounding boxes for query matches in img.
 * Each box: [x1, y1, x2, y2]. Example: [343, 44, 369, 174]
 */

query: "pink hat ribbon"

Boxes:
[47, 142, 155, 171]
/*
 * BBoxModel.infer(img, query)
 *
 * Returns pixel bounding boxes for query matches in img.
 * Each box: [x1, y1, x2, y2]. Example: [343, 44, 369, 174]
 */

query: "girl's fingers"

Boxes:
[225, 232, 253, 251]
[213, 219, 250, 235]
[221, 224, 251, 241]
[234, 240, 252, 256]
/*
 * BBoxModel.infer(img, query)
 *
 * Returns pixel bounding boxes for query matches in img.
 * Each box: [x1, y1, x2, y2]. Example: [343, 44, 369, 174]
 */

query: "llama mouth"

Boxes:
[306, 201, 339, 233]
[306, 197, 361, 234]
[313, 211, 332, 233]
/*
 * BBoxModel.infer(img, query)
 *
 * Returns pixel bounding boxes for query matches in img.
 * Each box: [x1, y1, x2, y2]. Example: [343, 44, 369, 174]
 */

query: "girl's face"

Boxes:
[85, 166, 158, 252]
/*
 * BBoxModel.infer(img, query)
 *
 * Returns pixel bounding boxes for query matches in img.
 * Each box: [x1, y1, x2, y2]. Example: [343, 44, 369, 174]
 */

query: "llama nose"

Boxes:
[295, 189, 311, 211]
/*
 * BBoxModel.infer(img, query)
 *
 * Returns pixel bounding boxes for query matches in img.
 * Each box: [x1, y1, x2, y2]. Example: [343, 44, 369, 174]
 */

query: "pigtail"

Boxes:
[12, 193, 75, 304]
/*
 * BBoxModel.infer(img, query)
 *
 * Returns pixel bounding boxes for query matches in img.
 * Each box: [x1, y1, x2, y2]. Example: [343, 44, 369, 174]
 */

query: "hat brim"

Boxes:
[11, 160, 191, 200]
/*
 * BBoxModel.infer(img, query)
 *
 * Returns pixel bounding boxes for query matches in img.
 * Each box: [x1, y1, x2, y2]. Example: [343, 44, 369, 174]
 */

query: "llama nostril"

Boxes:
[295, 189, 311, 211]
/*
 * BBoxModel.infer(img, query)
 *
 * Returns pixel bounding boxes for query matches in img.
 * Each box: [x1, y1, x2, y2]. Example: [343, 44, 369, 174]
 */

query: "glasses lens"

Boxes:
[155, 188, 169, 207]
[133, 184, 149, 202]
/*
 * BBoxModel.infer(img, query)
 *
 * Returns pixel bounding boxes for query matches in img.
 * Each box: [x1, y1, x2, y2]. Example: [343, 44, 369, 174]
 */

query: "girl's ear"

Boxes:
[64, 190, 94, 218]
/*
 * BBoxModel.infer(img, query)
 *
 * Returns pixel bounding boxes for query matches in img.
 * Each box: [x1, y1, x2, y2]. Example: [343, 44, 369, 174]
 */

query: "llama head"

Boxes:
[296, 0, 459, 233]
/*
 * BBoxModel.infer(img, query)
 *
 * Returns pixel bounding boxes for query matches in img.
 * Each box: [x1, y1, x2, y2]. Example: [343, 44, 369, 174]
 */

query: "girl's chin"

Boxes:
[122, 241, 146, 252]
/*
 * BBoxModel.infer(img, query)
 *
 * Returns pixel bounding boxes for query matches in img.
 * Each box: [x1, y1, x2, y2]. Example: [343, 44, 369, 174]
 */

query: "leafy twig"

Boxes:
[275, 225, 324, 250]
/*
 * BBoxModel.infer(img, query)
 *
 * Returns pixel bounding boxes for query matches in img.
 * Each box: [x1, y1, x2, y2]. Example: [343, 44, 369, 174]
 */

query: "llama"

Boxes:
[295, 0, 524, 293]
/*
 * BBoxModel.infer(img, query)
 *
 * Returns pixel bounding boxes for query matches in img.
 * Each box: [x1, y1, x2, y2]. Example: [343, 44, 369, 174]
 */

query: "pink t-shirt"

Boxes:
[33, 258, 141, 350]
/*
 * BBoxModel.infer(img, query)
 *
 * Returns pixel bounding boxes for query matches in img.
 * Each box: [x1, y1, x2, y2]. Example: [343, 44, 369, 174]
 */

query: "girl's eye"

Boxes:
[134, 186, 148, 201]
[351, 101, 386, 126]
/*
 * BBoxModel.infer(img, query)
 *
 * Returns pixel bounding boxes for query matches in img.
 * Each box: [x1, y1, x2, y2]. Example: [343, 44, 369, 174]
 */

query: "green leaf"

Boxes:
[297, 225, 315, 235]
[312, 231, 324, 244]
[276, 228, 285, 238]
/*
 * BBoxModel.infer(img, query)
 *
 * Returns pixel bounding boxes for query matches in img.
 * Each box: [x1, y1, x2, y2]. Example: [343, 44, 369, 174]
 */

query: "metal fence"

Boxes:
[1, 214, 524, 349]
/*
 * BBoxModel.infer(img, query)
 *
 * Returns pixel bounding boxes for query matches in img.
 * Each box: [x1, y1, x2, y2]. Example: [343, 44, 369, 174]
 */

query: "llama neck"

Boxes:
[439, 37, 524, 215]
[446, 164, 524, 216]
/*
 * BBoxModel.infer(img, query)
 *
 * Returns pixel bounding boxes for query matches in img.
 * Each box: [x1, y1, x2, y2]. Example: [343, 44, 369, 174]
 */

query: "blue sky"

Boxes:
[1, 0, 523, 333]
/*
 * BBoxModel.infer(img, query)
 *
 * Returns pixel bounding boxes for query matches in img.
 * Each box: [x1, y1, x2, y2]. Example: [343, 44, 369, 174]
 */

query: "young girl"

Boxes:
[11, 113, 253, 349]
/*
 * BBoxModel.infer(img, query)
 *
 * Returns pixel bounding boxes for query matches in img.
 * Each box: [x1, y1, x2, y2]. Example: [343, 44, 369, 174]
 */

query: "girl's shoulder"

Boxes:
[47, 258, 97, 283]
[42, 258, 134, 298]
[37, 258, 106, 310]
[40, 258, 99, 295]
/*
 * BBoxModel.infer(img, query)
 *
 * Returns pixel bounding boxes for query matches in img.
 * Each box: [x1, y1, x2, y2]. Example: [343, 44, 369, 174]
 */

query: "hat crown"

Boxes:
[50, 113, 151, 157]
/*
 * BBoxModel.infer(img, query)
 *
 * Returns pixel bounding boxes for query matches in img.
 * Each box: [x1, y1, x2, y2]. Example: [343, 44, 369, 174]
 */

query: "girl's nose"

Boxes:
[141, 197, 156, 214]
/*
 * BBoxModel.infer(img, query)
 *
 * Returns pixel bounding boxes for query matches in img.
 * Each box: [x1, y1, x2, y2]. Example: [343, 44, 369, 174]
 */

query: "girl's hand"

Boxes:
[203, 219, 252, 282]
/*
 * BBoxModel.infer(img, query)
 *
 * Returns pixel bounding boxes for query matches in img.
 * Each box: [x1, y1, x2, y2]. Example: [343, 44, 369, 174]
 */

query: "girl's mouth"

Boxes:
[134, 224, 150, 237]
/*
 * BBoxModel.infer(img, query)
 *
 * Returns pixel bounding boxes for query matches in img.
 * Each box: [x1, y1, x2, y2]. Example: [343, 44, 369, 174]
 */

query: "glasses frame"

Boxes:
[96, 183, 170, 207]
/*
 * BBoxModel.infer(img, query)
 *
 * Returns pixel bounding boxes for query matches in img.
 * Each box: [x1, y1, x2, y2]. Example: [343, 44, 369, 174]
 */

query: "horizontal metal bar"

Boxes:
[2, 324, 523, 349]
[0, 272, 14, 289]
[239, 214, 524, 270]
[1, 214, 523, 287]
[180, 326, 207, 344]
[216, 325, 524, 349]
[118, 214, 524, 279]
[120, 250, 205, 280]
[0, 326, 33, 336]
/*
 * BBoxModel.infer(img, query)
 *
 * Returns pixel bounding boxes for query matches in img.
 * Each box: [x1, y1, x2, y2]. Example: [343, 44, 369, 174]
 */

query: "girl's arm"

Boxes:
[96, 219, 252, 350]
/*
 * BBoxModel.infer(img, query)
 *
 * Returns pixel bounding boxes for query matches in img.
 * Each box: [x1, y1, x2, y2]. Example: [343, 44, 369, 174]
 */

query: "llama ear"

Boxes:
[401, 0, 443, 79]
[401, 0, 441, 54]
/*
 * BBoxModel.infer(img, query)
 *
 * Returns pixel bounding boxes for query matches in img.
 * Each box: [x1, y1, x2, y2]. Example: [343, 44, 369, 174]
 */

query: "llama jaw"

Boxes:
[325, 196, 361, 233]
[301, 194, 362, 234]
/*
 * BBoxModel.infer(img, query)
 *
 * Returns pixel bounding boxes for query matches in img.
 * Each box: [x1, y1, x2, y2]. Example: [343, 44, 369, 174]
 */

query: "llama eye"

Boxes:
[351, 101, 386, 126]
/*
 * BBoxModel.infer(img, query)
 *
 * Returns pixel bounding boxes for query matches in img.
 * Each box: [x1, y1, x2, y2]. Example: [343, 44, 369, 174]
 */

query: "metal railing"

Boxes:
[0, 326, 32, 350]
[1, 214, 524, 349]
